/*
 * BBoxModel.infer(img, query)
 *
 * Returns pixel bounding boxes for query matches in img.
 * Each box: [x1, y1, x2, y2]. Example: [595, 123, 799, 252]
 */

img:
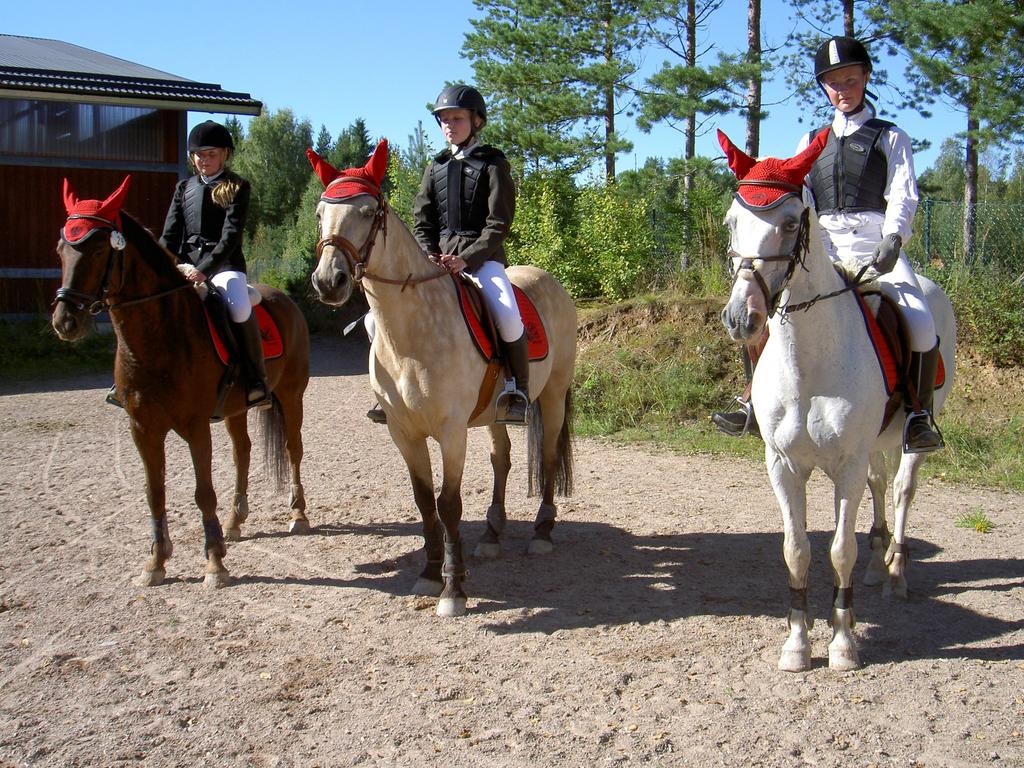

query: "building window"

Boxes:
[0, 99, 166, 162]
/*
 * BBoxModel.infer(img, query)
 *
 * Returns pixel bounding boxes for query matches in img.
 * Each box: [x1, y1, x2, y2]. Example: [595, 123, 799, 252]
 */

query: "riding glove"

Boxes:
[872, 233, 902, 274]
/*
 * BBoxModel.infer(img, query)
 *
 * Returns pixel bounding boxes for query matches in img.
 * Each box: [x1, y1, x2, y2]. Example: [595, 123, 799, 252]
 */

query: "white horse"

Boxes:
[307, 141, 577, 618]
[717, 131, 956, 671]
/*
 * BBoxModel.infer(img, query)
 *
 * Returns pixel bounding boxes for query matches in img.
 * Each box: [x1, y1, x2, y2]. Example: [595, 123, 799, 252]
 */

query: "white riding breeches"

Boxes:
[463, 260, 524, 343]
[211, 270, 252, 323]
[819, 220, 936, 351]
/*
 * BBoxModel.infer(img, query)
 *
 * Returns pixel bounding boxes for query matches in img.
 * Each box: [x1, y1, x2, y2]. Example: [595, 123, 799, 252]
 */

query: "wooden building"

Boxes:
[0, 34, 261, 316]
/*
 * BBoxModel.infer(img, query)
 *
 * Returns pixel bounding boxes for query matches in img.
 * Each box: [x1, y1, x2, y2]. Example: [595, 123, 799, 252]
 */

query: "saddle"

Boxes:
[855, 289, 946, 434]
[450, 275, 548, 422]
[200, 288, 284, 421]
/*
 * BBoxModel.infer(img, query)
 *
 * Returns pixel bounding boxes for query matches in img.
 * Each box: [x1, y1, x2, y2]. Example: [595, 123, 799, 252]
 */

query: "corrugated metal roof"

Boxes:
[0, 34, 261, 114]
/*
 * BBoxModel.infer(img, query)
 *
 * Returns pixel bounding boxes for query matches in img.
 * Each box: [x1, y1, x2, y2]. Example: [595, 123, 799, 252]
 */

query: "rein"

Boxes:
[315, 181, 447, 291]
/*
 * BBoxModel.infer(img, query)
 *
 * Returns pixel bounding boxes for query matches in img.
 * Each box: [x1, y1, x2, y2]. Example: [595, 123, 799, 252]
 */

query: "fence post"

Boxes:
[923, 198, 932, 264]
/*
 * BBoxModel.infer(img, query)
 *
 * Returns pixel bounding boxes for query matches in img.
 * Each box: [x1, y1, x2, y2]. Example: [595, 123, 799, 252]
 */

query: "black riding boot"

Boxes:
[497, 331, 530, 425]
[235, 314, 272, 411]
[903, 342, 943, 454]
[711, 345, 760, 438]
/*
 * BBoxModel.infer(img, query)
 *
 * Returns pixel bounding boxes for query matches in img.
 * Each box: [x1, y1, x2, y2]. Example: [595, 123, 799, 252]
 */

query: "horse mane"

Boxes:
[119, 211, 185, 283]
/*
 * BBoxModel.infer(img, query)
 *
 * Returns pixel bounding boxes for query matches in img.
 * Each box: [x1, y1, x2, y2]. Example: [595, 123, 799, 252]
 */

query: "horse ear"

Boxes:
[62, 178, 80, 213]
[102, 175, 132, 213]
[781, 128, 830, 178]
[306, 148, 341, 188]
[718, 129, 757, 180]
[365, 139, 389, 188]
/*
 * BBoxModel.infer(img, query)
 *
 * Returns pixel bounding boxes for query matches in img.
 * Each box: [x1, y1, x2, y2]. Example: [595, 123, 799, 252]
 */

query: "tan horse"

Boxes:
[308, 142, 576, 617]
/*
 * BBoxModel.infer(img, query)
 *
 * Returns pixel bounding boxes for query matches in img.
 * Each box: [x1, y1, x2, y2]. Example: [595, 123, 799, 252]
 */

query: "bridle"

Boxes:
[54, 217, 189, 315]
[314, 177, 446, 291]
[726, 186, 811, 318]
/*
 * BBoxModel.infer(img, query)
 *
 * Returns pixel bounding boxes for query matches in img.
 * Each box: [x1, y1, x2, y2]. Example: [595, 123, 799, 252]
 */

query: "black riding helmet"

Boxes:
[188, 120, 235, 152]
[814, 36, 873, 80]
[431, 84, 487, 127]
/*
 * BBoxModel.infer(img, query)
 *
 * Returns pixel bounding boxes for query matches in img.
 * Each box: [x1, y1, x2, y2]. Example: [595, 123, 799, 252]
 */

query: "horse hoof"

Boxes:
[138, 569, 165, 587]
[203, 571, 231, 589]
[411, 578, 443, 597]
[778, 648, 811, 672]
[475, 541, 501, 559]
[828, 647, 860, 671]
[436, 597, 467, 617]
[863, 562, 886, 586]
[527, 538, 553, 556]
[224, 527, 242, 542]
[883, 578, 908, 601]
[289, 519, 311, 535]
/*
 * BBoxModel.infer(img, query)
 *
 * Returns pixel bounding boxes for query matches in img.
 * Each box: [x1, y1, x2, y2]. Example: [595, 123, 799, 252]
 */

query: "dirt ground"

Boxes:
[1, 335, 1022, 768]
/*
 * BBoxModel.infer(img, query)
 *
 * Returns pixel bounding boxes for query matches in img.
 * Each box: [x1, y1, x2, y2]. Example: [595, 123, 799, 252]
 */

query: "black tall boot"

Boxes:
[903, 342, 943, 454]
[497, 331, 530, 425]
[711, 344, 760, 438]
[235, 314, 272, 411]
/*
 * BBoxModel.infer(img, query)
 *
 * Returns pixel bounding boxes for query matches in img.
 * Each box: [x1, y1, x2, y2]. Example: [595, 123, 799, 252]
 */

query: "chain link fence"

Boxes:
[908, 200, 1024, 274]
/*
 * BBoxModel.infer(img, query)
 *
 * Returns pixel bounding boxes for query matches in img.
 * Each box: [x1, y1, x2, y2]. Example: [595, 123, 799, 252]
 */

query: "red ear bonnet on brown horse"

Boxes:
[718, 129, 829, 209]
[306, 139, 389, 202]
[62, 175, 132, 245]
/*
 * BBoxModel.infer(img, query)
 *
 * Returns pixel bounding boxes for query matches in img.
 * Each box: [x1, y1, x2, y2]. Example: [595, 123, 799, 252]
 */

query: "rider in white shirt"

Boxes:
[713, 36, 943, 454]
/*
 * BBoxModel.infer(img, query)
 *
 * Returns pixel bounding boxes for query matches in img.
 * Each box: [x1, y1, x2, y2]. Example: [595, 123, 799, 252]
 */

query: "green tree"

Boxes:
[331, 118, 375, 170]
[878, 0, 1024, 261]
[232, 108, 313, 234]
[314, 124, 332, 157]
[463, 0, 645, 179]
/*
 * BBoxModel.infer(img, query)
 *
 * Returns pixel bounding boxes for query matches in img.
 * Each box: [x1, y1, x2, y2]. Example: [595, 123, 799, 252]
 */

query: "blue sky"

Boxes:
[6, 0, 961, 174]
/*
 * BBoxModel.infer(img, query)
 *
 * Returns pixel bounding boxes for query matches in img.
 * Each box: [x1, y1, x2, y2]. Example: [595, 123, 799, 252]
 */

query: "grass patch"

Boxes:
[954, 509, 995, 533]
[573, 292, 1024, 490]
[0, 319, 115, 382]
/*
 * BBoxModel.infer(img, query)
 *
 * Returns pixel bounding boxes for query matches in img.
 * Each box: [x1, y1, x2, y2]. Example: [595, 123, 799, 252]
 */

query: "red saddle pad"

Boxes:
[203, 303, 284, 366]
[453, 277, 549, 362]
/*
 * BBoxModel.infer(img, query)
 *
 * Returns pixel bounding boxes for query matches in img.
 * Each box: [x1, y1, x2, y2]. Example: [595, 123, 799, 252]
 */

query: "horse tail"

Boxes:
[258, 395, 288, 491]
[527, 388, 575, 498]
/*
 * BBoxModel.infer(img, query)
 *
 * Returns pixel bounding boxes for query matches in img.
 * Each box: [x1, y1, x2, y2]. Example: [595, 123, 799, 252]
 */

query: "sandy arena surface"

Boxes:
[1, 335, 1022, 767]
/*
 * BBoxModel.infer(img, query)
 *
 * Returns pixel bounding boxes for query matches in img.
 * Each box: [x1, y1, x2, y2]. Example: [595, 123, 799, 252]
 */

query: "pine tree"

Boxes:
[878, 0, 1024, 261]
[463, 0, 645, 179]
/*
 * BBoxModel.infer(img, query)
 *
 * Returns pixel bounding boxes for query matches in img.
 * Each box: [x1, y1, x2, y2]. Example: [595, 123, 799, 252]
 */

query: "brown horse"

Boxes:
[51, 177, 310, 588]
[308, 142, 576, 617]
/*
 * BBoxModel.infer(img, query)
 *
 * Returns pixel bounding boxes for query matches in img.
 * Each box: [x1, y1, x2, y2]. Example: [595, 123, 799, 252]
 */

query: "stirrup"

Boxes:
[711, 399, 759, 438]
[246, 385, 273, 411]
[496, 380, 529, 425]
[105, 384, 124, 409]
[366, 405, 387, 424]
[903, 410, 944, 454]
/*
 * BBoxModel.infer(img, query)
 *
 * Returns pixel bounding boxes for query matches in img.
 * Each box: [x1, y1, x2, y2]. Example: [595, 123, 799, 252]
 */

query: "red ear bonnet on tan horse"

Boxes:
[717, 129, 829, 209]
[62, 175, 132, 246]
[306, 139, 389, 201]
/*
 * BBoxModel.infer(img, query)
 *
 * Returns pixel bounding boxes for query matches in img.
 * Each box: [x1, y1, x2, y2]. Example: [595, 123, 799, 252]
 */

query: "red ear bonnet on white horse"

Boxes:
[718, 129, 829, 210]
[307, 139, 389, 202]
[62, 175, 132, 245]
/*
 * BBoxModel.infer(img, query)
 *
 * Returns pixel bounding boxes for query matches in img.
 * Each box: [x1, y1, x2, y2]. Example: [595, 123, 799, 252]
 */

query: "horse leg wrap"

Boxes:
[150, 516, 166, 546]
[884, 539, 908, 567]
[289, 483, 305, 511]
[442, 540, 467, 579]
[203, 519, 225, 558]
[231, 493, 249, 523]
[787, 588, 811, 630]
[868, 524, 891, 548]
[485, 503, 506, 536]
[831, 586, 855, 627]
[534, 503, 557, 529]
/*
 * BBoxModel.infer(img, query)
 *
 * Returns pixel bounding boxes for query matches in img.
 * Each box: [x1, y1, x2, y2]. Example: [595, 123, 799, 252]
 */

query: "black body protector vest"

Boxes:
[809, 118, 894, 215]
[430, 147, 502, 239]
[181, 175, 228, 250]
